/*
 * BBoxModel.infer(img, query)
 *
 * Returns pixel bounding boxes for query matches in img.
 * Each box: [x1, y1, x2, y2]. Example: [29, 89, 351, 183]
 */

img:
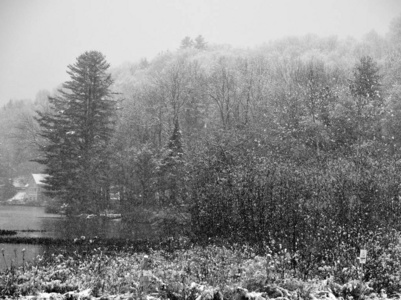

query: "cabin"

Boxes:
[25, 174, 49, 204]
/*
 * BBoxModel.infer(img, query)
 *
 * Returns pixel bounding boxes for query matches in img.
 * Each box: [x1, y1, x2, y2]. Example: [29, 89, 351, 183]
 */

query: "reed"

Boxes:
[1, 248, 6, 270]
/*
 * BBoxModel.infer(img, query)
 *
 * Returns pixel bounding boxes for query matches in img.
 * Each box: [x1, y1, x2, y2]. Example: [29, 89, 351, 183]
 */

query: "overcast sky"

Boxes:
[0, 0, 400, 106]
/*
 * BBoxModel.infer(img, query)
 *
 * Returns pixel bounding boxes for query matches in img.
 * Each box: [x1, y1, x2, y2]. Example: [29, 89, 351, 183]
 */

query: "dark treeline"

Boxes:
[2, 17, 401, 277]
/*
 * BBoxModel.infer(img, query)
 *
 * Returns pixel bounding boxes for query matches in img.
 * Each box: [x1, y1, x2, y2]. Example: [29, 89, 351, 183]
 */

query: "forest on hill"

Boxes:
[1, 14, 401, 269]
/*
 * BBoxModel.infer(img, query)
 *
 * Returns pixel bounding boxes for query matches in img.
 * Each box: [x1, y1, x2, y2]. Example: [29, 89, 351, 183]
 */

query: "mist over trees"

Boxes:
[2, 16, 401, 263]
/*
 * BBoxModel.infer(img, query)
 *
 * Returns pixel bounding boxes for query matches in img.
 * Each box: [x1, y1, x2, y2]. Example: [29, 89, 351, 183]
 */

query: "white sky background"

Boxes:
[0, 0, 400, 105]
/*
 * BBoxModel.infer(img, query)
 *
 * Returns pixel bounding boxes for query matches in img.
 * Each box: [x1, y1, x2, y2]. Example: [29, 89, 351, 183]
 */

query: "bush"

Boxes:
[188, 137, 401, 281]
[363, 229, 401, 294]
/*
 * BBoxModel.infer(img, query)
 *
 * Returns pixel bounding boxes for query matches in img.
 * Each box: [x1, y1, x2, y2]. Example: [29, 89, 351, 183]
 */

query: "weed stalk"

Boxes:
[1, 248, 7, 270]
[22, 248, 26, 272]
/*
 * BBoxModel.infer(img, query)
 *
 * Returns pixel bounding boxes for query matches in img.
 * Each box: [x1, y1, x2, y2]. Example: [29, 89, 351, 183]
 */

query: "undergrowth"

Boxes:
[2, 238, 401, 299]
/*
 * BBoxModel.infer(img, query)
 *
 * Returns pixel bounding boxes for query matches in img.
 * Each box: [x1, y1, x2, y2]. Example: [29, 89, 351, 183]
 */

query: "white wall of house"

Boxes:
[25, 174, 48, 203]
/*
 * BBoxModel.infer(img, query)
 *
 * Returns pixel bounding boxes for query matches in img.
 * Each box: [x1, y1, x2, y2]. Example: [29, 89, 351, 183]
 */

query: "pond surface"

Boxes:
[0, 205, 63, 238]
[0, 205, 128, 238]
[0, 205, 153, 270]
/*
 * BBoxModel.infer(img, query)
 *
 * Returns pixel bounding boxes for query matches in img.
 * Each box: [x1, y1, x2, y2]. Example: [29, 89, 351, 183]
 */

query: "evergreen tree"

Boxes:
[3, 178, 16, 200]
[350, 56, 381, 100]
[388, 14, 401, 46]
[180, 36, 194, 49]
[194, 35, 207, 50]
[159, 119, 184, 205]
[36, 51, 116, 214]
[349, 56, 383, 143]
[166, 119, 184, 160]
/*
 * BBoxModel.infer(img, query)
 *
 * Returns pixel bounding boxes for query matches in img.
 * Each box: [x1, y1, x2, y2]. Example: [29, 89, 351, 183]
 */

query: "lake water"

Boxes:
[0, 205, 63, 238]
[0, 205, 153, 270]
[0, 205, 125, 239]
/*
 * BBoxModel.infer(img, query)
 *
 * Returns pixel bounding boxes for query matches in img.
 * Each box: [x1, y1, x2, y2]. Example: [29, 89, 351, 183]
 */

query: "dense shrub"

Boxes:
[189, 136, 401, 282]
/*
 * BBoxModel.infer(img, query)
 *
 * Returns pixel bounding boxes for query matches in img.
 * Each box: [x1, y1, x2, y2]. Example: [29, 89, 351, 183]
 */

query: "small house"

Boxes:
[25, 174, 49, 204]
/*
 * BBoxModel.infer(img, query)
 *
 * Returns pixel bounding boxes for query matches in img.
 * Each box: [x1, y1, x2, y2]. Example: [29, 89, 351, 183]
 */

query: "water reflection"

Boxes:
[0, 205, 129, 239]
[0, 205, 155, 270]
[0, 205, 61, 233]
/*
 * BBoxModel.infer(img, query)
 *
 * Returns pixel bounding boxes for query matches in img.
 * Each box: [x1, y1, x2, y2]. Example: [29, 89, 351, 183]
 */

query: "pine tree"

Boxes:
[180, 36, 194, 49]
[3, 178, 16, 200]
[194, 35, 207, 50]
[349, 55, 383, 145]
[350, 56, 381, 101]
[159, 119, 184, 205]
[166, 119, 184, 161]
[36, 51, 116, 215]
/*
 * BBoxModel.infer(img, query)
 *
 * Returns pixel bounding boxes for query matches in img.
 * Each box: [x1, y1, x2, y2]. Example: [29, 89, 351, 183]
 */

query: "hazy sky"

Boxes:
[0, 0, 400, 106]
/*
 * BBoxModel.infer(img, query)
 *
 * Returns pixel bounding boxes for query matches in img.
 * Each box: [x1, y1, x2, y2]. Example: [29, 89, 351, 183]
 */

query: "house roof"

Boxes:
[32, 174, 49, 185]
[13, 176, 28, 189]
[8, 191, 26, 201]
